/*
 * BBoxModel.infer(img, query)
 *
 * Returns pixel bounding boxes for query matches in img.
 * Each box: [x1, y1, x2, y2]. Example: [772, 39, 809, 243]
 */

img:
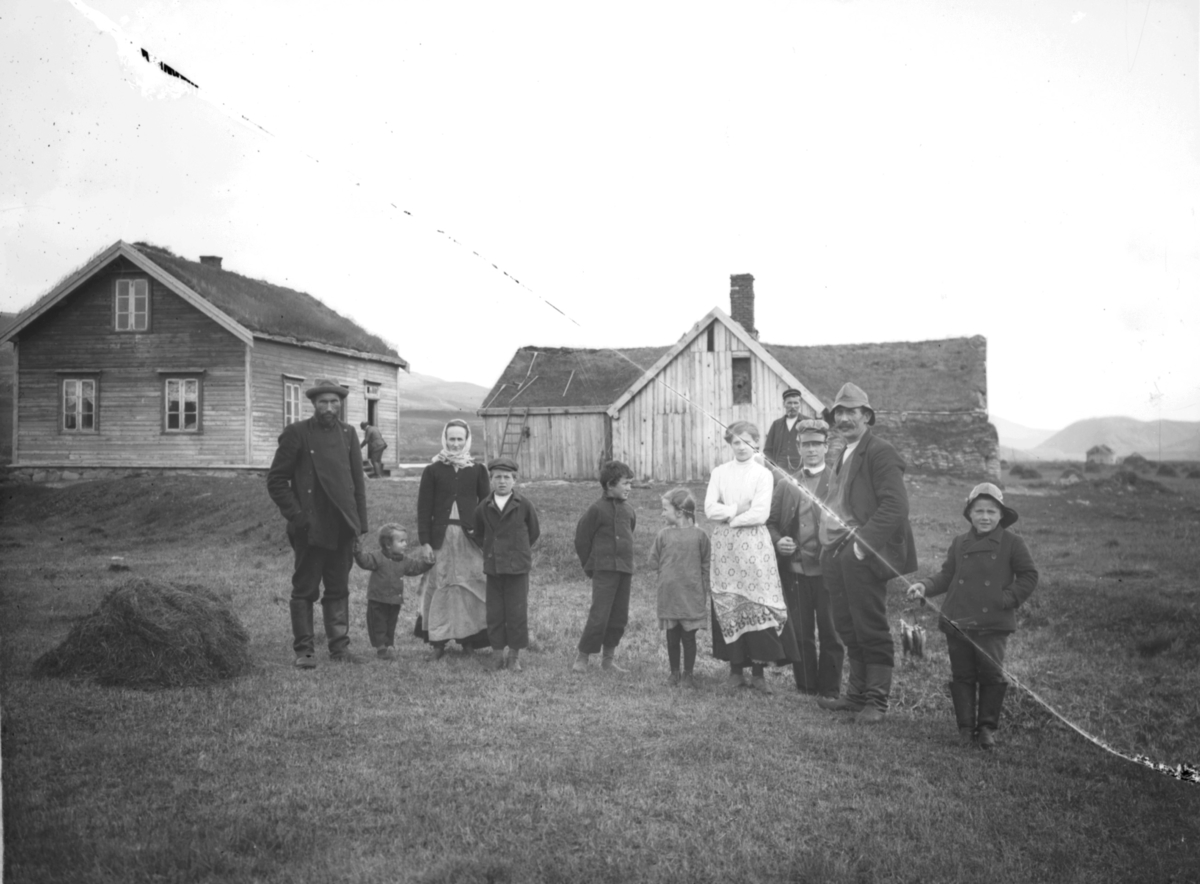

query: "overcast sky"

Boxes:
[2, 0, 1196, 429]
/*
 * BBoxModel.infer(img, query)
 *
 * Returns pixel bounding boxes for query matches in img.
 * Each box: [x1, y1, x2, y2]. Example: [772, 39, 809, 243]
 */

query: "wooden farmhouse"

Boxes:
[478, 274, 998, 482]
[1, 241, 407, 478]
[1086, 444, 1116, 465]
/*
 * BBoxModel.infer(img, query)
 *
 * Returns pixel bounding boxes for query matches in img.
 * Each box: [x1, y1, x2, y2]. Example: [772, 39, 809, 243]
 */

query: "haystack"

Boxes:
[33, 579, 252, 688]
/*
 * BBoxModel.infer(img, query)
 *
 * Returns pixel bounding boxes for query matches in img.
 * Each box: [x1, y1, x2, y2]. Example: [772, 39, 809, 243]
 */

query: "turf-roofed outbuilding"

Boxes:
[479, 274, 998, 482]
[1, 241, 407, 476]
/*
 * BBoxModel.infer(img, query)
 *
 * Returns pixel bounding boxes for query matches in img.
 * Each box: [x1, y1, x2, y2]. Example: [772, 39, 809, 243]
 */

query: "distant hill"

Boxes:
[1034, 416, 1200, 461]
[396, 371, 488, 412]
[991, 415, 1057, 452]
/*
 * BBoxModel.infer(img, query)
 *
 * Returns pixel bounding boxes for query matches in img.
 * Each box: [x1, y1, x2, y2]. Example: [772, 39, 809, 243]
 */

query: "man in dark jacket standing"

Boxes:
[816, 383, 917, 723]
[268, 379, 369, 668]
[762, 388, 806, 472]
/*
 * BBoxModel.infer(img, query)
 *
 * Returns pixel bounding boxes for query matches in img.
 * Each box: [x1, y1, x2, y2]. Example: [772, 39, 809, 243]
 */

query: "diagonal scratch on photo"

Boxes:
[2, 0, 1198, 882]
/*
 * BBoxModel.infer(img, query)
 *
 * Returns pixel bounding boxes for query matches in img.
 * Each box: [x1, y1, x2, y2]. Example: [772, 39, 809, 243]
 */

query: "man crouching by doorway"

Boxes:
[268, 379, 369, 668]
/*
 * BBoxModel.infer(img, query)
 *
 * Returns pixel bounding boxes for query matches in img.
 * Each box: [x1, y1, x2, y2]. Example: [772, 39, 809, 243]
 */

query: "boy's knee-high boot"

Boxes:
[322, 597, 352, 658]
[977, 683, 1007, 749]
[290, 600, 316, 665]
[817, 657, 866, 712]
[855, 664, 892, 724]
[949, 681, 978, 743]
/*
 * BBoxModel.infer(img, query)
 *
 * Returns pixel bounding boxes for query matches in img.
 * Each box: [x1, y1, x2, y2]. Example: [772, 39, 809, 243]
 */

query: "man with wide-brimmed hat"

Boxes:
[268, 378, 369, 667]
[816, 382, 917, 723]
[763, 387, 807, 472]
[766, 418, 845, 699]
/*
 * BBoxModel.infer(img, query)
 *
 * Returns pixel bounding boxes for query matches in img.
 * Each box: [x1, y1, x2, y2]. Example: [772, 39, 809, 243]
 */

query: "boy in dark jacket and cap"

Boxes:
[473, 457, 540, 672]
[907, 483, 1038, 749]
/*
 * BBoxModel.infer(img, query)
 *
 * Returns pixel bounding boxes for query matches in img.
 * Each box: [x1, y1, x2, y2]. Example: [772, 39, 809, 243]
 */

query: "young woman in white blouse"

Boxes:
[705, 421, 800, 692]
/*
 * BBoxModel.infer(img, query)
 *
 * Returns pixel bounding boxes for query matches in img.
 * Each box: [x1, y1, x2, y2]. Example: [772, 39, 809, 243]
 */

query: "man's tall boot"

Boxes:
[949, 681, 977, 744]
[291, 599, 316, 668]
[817, 656, 866, 712]
[855, 664, 893, 725]
[323, 597, 357, 662]
[977, 683, 1008, 750]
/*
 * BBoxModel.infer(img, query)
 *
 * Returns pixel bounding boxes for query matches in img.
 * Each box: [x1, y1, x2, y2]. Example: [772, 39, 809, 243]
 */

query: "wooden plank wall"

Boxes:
[612, 321, 818, 481]
[248, 339, 399, 466]
[16, 264, 248, 466]
[480, 412, 609, 480]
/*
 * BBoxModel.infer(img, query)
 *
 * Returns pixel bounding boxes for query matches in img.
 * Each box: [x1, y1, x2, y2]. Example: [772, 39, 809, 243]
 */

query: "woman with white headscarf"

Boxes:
[413, 419, 491, 659]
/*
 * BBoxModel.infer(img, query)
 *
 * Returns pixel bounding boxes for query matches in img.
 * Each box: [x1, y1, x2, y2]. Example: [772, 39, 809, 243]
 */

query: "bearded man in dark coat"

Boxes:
[268, 379, 369, 667]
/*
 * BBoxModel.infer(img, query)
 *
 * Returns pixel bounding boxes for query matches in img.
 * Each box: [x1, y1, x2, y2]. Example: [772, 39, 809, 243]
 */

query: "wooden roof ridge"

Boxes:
[0, 240, 253, 346]
[605, 307, 824, 418]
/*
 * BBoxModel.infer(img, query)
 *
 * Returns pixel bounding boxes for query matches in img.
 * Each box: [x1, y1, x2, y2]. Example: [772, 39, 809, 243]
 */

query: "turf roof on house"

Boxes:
[481, 346, 672, 409]
[482, 335, 986, 413]
[133, 244, 404, 363]
[762, 336, 987, 413]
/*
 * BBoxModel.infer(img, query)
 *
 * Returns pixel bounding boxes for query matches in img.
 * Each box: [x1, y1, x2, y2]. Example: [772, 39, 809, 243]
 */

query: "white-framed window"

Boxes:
[115, 279, 149, 331]
[283, 379, 303, 426]
[164, 376, 201, 433]
[62, 377, 98, 432]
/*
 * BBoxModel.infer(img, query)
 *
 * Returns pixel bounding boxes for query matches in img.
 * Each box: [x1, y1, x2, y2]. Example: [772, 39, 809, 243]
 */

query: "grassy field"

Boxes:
[2, 467, 1199, 883]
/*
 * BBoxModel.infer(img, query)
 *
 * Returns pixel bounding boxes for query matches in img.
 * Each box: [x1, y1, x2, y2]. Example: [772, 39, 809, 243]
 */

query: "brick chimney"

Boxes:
[729, 273, 757, 339]
[199, 255, 223, 269]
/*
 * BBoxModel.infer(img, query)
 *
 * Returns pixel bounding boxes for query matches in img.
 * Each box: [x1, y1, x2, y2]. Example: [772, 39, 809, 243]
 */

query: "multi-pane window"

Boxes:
[115, 279, 149, 331]
[164, 377, 200, 432]
[283, 380, 302, 426]
[62, 378, 97, 432]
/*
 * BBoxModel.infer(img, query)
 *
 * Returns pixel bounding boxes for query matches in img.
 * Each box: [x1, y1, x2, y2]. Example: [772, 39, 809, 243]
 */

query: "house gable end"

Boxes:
[1, 241, 253, 346]
[606, 308, 824, 418]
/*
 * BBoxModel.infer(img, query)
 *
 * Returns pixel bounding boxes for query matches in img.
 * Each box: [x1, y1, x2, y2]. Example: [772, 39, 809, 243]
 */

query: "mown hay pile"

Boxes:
[33, 579, 252, 688]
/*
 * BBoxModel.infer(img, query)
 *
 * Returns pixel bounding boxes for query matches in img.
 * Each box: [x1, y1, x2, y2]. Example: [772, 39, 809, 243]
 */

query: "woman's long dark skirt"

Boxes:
[710, 601, 802, 666]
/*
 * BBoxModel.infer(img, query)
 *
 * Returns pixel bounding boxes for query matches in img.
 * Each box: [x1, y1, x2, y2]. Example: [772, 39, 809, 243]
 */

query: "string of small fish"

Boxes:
[114, 19, 1195, 787]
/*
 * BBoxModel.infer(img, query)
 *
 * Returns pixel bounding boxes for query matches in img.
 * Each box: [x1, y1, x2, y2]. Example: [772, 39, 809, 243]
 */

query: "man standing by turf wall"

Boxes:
[817, 383, 916, 724]
[268, 379, 369, 668]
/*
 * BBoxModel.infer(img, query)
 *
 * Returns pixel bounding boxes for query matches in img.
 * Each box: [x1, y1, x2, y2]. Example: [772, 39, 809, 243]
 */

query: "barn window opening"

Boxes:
[731, 357, 752, 404]
[706, 323, 715, 352]
[115, 278, 149, 331]
[62, 377, 98, 432]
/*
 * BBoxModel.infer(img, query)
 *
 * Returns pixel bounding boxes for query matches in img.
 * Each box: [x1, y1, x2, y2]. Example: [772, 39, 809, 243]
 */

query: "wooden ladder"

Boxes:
[499, 408, 530, 458]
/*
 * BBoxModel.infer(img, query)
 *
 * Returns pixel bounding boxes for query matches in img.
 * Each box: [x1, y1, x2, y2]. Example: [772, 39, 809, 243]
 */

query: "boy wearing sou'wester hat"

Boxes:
[907, 483, 1039, 749]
